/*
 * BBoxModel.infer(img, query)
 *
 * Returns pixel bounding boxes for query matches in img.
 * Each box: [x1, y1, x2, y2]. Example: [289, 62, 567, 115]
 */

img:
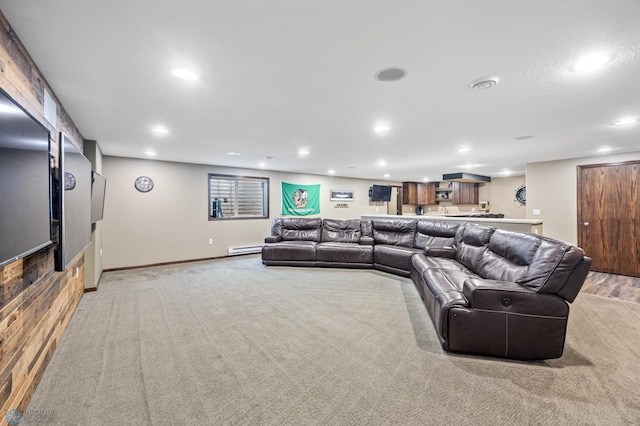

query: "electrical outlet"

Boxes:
[208, 238, 213, 245]
[532, 209, 541, 216]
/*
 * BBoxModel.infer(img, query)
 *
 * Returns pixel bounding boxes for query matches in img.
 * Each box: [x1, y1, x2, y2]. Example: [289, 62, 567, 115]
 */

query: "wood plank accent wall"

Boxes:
[0, 10, 86, 424]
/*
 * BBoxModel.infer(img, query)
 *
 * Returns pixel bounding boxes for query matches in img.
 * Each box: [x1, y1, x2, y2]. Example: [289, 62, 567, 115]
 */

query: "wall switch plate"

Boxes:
[100, 249, 103, 258]
[208, 238, 213, 245]
[532, 209, 541, 216]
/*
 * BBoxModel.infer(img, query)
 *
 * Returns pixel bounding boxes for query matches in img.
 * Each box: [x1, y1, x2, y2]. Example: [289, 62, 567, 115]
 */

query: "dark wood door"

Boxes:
[578, 161, 640, 276]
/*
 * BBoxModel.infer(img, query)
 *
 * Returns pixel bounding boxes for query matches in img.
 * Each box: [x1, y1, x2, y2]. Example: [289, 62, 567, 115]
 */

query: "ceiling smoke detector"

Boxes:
[470, 76, 500, 90]
[375, 67, 407, 82]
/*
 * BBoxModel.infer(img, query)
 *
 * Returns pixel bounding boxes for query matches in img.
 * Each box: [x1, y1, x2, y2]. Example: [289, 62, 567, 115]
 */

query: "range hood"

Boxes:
[442, 172, 491, 183]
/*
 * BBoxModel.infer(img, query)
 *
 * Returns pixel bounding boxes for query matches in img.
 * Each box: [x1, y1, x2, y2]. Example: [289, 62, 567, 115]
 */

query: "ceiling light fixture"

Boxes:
[377, 160, 386, 167]
[375, 124, 391, 133]
[298, 148, 309, 156]
[383, 173, 390, 178]
[470, 76, 500, 90]
[422, 177, 429, 182]
[258, 162, 266, 167]
[151, 126, 169, 136]
[597, 146, 612, 153]
[226, 152, 241, 156]
[172, 68, 198, 81]
[375, 67, 407, 82]
[457, 147, 471, 153]
[328, 169, 335, 174]
[144, 150, 156, 156]
[611, 117, 638, 126]
[570, 53, 609, 73]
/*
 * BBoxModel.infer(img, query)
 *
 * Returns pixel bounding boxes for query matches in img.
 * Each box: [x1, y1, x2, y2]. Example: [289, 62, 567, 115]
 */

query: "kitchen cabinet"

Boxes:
[402, 182, 435, 205]
[452, 182, 479, 205]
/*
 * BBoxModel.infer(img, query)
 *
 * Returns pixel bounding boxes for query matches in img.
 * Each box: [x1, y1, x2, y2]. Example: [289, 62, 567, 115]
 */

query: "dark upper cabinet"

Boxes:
[452, 182, 479, 205]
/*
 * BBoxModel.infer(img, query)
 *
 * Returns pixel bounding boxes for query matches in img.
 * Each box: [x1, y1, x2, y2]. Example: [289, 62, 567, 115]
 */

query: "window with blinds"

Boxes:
[208, 174, 269, 220]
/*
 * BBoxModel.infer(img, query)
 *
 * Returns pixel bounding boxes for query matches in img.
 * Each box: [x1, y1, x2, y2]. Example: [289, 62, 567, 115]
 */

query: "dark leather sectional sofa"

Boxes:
[262, 217, 592, 360]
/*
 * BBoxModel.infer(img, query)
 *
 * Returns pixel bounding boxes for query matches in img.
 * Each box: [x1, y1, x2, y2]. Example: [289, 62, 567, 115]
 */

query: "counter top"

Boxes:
[362, 214, 543, 225]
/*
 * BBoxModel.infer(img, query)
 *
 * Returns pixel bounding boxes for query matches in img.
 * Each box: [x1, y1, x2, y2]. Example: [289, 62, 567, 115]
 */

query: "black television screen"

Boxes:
[91, 171, 107, 223]
[55, 133, 92, 271]
[0, 88, 52, 268]
[371, 184, 392, 202]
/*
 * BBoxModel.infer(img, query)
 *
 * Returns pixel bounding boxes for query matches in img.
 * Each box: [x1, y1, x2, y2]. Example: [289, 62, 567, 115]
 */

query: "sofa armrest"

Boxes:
[462, 277, 568, 316]
[359, 236, 374, 246]
[424, 246, 456, 258]
[265, 236, 282, 243]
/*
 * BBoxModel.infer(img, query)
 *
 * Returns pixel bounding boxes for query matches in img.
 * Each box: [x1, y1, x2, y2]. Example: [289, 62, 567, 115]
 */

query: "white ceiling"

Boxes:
[1, 1, 639, 182]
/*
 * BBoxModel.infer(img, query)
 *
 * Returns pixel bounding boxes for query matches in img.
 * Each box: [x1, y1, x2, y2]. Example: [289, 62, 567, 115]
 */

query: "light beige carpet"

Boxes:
[23, 255, 640, 425]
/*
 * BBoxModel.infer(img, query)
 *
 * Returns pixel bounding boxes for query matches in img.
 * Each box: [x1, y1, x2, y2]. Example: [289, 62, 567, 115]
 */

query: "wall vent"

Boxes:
[227, 245, 263, 256]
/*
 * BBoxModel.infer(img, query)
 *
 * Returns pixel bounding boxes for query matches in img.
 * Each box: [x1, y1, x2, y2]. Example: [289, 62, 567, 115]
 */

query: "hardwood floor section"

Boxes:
[581, 271, 640, 304]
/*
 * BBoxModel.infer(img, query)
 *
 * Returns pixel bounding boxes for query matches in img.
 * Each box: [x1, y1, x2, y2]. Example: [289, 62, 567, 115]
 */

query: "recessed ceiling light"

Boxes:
[457, 147, 471, 153]
[152, 126, 169, 136]
[377, 160, 386, 167]
[611, 117, 638, 126]
[375, 124, 391, 133]
[375, 67, 407, 82]
[470, 76, 500, 90]
[570, 53, 610, 73]
[258, 162, 267, 167]
[499, 169, 512, 175]
[298, 148, 309, 156]
[172, 68, 198, 81]
[383, 173, 390, 178]
[422, 177, 429, 182]
[460, 163, 479, 169]
[144, 150, 156, 156]
[226, 152, 241, 156]
[597, 146, 612, 153]
[328, 169, 335, 174]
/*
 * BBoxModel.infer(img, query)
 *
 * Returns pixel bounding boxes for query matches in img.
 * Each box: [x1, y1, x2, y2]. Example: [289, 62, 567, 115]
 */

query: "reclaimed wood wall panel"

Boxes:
[0, 10, 87, 424]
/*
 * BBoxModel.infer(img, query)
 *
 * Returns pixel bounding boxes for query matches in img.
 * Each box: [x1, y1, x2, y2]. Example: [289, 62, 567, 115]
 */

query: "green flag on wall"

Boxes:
[281, 182, 320, 216]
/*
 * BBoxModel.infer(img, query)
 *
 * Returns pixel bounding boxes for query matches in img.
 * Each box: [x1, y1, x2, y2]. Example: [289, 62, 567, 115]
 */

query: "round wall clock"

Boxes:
[515, 185, 526, 205]
[64, 172, 76, 190]
[134, 176, 154, 193]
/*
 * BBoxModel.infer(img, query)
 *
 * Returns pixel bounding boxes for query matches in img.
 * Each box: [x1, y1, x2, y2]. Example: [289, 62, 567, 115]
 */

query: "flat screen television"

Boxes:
[55, 132, 92, 271]
[370, 184, 392, 202]
[91, 171, 107, 223]
[0, 87, 52, 268]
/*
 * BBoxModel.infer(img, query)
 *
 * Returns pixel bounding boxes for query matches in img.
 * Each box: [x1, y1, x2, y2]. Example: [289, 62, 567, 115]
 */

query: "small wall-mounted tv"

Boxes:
[370, 184, 392, 202]
[91, 171, 107, 223]
[0, 87, 52, 268]
[54, 132, 92, 271]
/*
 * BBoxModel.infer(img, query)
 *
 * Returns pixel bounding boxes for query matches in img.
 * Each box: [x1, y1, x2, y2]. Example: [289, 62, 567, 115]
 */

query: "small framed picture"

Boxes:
[330, 189, 354, 202]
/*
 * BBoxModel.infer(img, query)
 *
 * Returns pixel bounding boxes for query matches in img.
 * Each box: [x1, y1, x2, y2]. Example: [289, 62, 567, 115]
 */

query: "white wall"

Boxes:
[477, 176, 526, 219]
[526, 151, 640, 244]
[102, 156, 398, 269]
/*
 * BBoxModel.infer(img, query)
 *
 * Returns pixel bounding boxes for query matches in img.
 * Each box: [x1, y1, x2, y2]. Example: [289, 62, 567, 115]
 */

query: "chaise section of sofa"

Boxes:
[411, 224, 592, 359]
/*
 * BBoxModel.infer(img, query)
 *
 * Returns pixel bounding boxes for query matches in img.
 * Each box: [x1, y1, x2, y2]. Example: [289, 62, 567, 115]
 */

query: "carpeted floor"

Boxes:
[24, 255, 640, 425]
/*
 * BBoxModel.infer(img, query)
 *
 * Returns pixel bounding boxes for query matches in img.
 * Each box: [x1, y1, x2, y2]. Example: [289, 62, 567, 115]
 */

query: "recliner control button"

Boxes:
[501, 297, 512, 307]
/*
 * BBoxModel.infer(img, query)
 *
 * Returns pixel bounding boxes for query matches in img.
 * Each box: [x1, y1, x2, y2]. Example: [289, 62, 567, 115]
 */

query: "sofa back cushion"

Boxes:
[372, 219, 416, 247]
[415, 220, 463, 250]
[271, 218, 284, 237]
[281, 218, 322, 242]
[455, 224, 495, 271]
[475, 229, 538, 282]
[321, 219, 361, 243]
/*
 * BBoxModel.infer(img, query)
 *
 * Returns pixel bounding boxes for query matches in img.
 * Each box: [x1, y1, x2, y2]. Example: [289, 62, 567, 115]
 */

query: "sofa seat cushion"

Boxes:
[262, 241, 317, 262]
[316, 242, 373, 264]
[374, 245, 422, 271]
[413, 255, 474, 273]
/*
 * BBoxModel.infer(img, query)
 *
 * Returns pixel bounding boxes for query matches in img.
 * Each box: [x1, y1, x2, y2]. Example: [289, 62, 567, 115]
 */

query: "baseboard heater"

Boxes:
[227, 245, 263, 256]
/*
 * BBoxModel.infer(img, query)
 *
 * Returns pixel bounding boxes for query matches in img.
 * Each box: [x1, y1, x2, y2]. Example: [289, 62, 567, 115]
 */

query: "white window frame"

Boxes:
[208, 173, 269, 220]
